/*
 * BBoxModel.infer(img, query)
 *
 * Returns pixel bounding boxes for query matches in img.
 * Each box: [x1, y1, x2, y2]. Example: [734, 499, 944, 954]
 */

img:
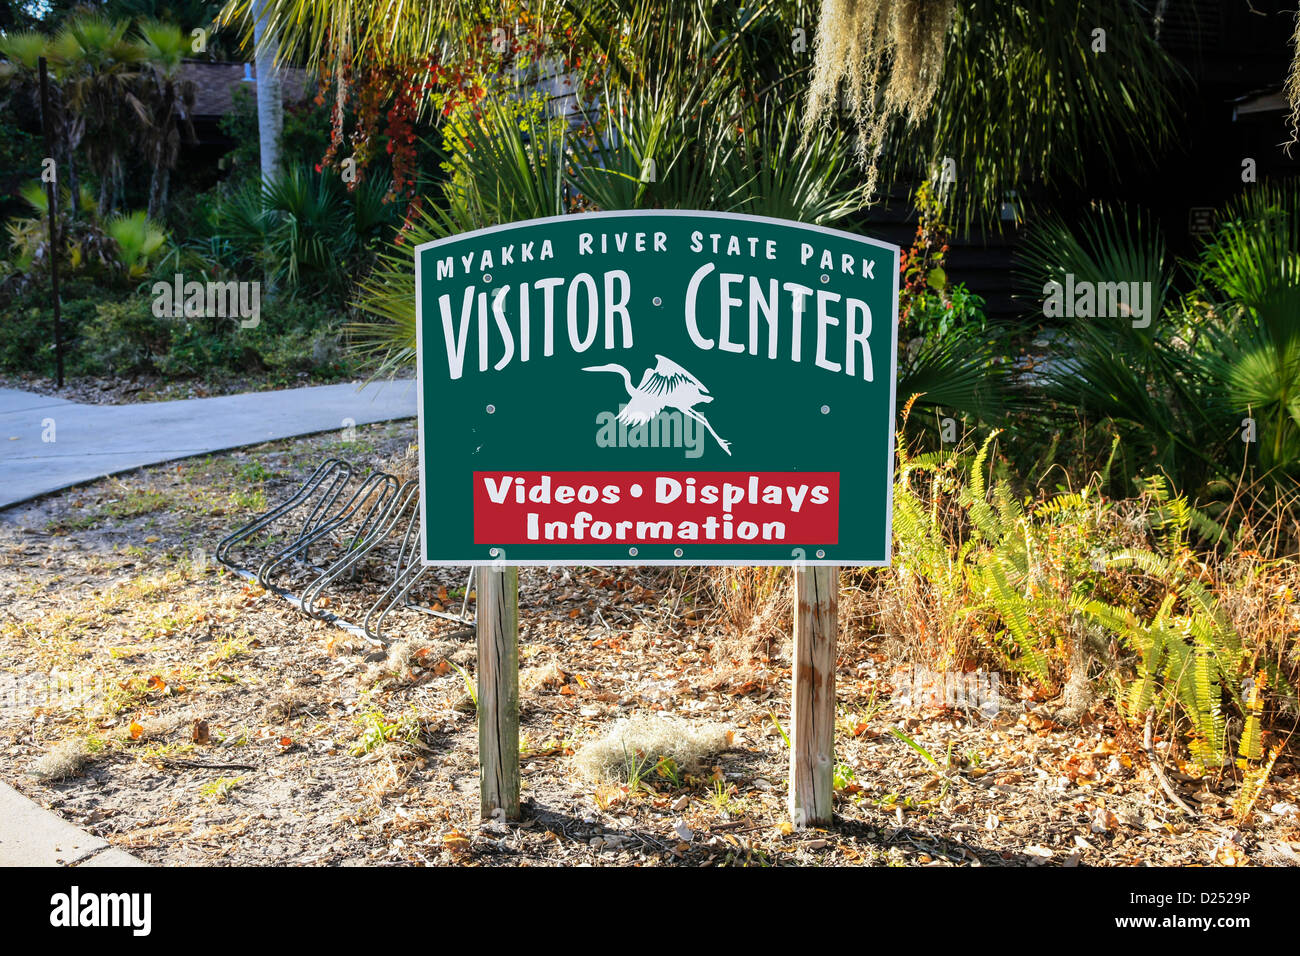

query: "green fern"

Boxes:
[1080, 549, 1244, 769]
[972, 557, 1051, 684]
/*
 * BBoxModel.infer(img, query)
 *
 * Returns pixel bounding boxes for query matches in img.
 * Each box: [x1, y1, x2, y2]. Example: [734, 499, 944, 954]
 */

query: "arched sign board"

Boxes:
[415, 211, 900, 567]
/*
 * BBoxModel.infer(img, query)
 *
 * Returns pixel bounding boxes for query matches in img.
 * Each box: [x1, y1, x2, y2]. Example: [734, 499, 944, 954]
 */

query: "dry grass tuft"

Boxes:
[572, 714, 731, 784]
[30, 737, 93, 781]
[520, 662, 567, 694]
[383, 444, 420, 485]
[267, 685, 310, 720]
[366, 637, 423, 682]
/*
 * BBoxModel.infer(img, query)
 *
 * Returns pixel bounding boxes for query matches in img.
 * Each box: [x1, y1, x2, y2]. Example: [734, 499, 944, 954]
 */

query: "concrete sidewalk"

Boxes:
[0, 782, 144, 866]
[0, 379, 416, 509]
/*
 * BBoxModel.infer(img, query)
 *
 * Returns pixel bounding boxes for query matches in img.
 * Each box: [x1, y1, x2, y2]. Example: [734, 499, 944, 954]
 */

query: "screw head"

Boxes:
[486, 404, 496, 414]
[816, 549, 825, 559]
[673, 547, 683, 558]
[652, 296, 663, 306]
[628, 547, 638, 557]
[820, 405, 830, 415]
[483, 273, 493, 283]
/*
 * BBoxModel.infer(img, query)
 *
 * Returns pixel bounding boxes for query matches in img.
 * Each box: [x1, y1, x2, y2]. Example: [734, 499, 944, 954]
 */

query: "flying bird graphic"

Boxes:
[583, 353, 732, 455]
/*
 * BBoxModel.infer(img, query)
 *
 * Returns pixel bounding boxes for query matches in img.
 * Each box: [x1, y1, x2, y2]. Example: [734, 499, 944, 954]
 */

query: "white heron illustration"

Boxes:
[583, 353, 732, 455]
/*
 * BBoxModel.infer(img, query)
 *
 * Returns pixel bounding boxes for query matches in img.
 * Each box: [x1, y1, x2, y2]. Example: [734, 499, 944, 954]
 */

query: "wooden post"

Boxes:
[476, 564, 520, 822]
[789, 565, 838, 828]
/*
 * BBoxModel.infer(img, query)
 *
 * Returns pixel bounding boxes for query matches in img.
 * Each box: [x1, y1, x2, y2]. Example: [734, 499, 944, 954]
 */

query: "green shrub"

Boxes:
[154, 323, 262, 377]
[0, 281, 116, 375]
[148, 295, 351, 379]
[77, 297, 172, 374]
[199, 166, 399, 304]
[240, 297, 349, 376]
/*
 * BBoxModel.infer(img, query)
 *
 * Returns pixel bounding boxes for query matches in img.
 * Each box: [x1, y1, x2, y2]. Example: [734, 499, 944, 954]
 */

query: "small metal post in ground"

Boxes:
[789, 565, 838, 828]
[475, 564, 520, 821]
[37, 56, 64, 390]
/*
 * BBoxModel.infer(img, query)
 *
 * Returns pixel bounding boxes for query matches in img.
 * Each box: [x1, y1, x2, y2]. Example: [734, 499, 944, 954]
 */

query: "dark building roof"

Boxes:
[179, 60, 315, 118]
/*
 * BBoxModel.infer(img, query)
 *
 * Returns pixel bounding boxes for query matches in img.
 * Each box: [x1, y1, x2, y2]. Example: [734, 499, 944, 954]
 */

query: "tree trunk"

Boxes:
[252, 0, 283, 184]
[97, 172, 111, 220]
[148, 165, 169, 221]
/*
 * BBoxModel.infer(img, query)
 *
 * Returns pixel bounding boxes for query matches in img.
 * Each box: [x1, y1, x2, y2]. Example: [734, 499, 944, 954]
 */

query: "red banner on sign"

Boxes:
[473, 471, 840, 546]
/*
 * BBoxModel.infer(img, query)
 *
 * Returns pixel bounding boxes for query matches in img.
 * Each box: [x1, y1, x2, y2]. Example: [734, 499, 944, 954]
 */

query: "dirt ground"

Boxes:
[1, 419, 1298, 866]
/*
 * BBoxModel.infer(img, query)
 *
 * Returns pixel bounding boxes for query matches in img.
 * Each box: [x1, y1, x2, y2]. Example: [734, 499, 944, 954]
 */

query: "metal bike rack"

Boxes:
[216, 458, 475, 644]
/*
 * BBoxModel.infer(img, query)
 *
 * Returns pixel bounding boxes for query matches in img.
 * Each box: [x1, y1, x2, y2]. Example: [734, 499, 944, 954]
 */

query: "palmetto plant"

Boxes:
[0, 12, 205, 222]
[351, 99, 567, 375]
[0, 30, 87, 214]
[1018, 181, 1300, 501]
[1017, 205, 1228, 491]
[104, 210, 169, 279]
[1195, 182, 1300, 479]
[440, 93, 569, 226]
[205, 165, 400, 298]
[5, 180, 120, 279]
[351, 68, 875, 374]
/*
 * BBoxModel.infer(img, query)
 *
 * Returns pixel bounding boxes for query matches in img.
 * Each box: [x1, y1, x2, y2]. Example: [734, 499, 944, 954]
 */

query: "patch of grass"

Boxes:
[351, 707, 418, 756]
[199, 775, 244, 803]
[102, 487, 174, 520]
[334, 438, 378, 457]
[99, 678, 155, 718]
[707, 779, 738, 813]
[215, 726, 251, 747]
[226, 487, 268, 513]
[48, 512, 101, 532]
[237, 461, 272, 482]
[204, 635, 250, 667]
[653, 755, 683, 788]
[138, 741, 196, 760]
[447, 661, 477, 708]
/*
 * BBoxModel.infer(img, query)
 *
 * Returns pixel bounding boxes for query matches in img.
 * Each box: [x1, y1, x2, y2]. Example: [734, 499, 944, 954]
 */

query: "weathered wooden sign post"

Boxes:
[416, 211, 898, 827]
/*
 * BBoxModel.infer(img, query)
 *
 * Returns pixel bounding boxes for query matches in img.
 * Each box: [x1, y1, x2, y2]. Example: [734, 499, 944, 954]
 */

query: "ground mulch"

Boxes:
[1, 420, 1297, 866]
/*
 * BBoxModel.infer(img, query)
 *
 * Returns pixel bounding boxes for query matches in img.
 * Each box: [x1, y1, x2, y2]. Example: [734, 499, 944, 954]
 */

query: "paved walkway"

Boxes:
[0, 782, 145, 866]
[0, 379, 416, 509]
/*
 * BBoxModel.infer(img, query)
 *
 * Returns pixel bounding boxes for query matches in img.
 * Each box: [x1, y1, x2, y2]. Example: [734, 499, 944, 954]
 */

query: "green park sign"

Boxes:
[415, 211, 899, 566]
